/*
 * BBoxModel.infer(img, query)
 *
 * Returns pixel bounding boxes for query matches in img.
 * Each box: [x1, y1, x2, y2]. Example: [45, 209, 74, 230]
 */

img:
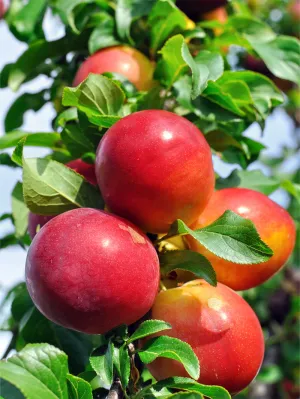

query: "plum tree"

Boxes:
[25, 208, 160, 334]
[73, 46, 155, 90]
[27, 159, 97, 239]
[187, 188, 296, 290]
[176, 0, 227, 17]
[146, 280, 265, 395]
[95, 110, 215, 233]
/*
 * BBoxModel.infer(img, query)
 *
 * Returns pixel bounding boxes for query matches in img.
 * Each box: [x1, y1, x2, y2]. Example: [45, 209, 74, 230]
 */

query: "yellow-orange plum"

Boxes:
[187, 188, 296, 290]
[146, 280, 265, 395]
[73, 46, 155, 91]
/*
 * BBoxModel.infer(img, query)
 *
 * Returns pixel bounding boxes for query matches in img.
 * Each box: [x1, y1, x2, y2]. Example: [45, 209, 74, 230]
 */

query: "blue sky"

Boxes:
[0, 13, 298, 356]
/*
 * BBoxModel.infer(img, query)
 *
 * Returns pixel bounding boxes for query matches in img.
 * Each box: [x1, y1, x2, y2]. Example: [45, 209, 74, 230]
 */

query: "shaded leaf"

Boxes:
[159, 250, 216, 286]
[155, 35, 201, 99]
[5, 90, 48, 131]
[11, 182, 29, 238]
[0, 131, 60, 150]
[23, 158, 104, 215]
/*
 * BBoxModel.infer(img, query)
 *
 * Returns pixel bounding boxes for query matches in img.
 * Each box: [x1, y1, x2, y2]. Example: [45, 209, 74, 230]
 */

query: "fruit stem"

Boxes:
[159, 281, 167, 291]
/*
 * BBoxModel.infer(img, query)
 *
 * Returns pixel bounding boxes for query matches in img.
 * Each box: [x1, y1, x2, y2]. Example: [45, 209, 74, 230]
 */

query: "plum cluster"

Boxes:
[25, 44, 296, 395]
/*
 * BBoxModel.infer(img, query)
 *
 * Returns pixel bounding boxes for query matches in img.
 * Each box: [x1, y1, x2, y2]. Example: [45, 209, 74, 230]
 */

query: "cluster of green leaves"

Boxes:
[0, 284, 230, 399]
[0, 0, 300, 398]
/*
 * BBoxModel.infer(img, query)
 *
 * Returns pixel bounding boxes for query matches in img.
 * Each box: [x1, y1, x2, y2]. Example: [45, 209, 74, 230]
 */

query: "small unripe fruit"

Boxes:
[73, 46, 155, 91]
[96, 110, 215, 233]
[147, 280, 265, 394]
[28, 159, 97, 239]
[202, 6, 228, 36]
[187, 188, 296, 290]
[26, 208, 160, 334]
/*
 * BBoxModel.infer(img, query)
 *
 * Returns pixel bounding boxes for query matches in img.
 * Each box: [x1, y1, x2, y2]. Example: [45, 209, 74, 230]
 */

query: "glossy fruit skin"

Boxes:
[28, 159, 97, 239]
[146, 280, 265, 394]
[176, 0, 227, 17]
[73, 46, 155, 91]
[26, 208, 160, 334]
[96, 110, 215, 233]
[187, 188, 296, 290]
[66, 159, 97, 186]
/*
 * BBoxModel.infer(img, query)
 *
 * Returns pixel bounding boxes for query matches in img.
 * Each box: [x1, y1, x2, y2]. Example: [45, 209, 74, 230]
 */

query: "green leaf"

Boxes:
[51, 324, 96, 375]
[149, 0, 187, 54]
[128, 320, 172, 343]
[5, 90, 48, 131]
[88, 13, 120, 54]
[154, 377, 231, 399]
[203, 81, 245, 116]
[11, 283, 33, 323]
[229, 15, 276, 42]
[217, 71, 283, 117]
[194, 51, 224, 92]
[216, 169, 280, 195]
[165, 211, 273, 264]
[281, 180, 300, 204]
[19, 308, 57, 347]
[61, 124, 95, 158]
[0, 234, 18, 249]
[3, 33, 88, 91]
[22, 158, 104, 215]
[159, 250, 217, 286]
[116, 346, 131, 388]
[205, 130, 244, 153]
[0, 153, 20, 168]
[62, 74, 125, 128]
[11, 182, 29, 239]
[5, 0, 47, 42]
[11, 137, 26, 167]
[249, 36, 300, 85]
[136, 86, 165, 111]
[55, 108, 78, 129]
[155, 35, 201, 99]
[50, 0, 98, 33]
[0, 344, 69, 399]
[166, 393, 204, 399]
[89, 343, 114, 389]
[67, 374, 93, 399]
[0, 213, 13, 222]
[0, 131, 60, 150]
[139, 336, 200, 380]
[0, 380, 24, 399]
[256, 365, 283, 384]
[228, 15, 300, 85]
[115, 0, 156, 41]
